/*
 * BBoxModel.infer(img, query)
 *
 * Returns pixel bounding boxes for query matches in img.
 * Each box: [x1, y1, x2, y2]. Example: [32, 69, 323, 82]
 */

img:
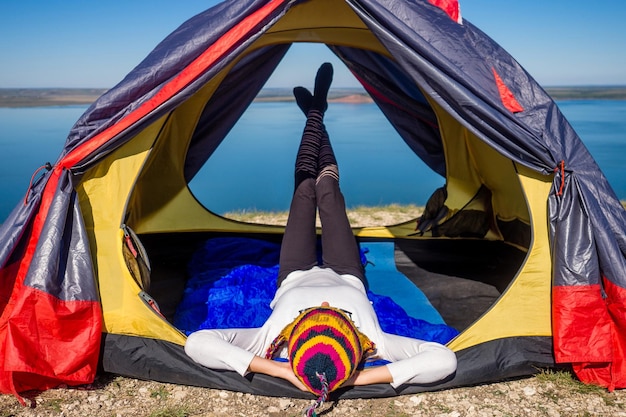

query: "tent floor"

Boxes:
[141, 233, 526, 332]
[394, 238, 525, 330]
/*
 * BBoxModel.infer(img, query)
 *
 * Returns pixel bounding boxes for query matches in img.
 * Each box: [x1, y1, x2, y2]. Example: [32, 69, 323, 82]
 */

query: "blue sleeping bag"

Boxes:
[174, 237, 458, 345]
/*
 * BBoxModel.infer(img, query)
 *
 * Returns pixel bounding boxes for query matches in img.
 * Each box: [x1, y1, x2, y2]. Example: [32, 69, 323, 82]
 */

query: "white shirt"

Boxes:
[185, 267, 456, 388]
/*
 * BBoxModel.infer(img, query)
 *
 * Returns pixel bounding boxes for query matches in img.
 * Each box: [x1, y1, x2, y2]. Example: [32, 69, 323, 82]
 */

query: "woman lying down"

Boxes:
[184, 63, 457, 416]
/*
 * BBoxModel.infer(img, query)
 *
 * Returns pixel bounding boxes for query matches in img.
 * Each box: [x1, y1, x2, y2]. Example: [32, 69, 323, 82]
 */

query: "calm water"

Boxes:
[1, 100, 625, 223]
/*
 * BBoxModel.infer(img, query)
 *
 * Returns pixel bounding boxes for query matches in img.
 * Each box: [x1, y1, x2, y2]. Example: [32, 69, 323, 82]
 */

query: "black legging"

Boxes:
[277, 116, 366, 288]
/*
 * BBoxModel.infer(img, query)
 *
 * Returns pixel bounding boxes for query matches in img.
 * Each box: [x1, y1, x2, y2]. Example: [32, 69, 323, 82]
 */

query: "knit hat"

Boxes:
[266, 306, 375, 395]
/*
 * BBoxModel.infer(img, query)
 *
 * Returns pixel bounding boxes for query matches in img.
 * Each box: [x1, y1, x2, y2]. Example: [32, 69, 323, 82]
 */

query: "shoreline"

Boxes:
[1, 86, 626, 108]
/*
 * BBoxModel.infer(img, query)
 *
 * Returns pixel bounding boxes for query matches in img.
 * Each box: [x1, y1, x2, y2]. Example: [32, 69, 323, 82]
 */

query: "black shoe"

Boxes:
[293, 86, 313, 115]
[311, 62, 333, 112]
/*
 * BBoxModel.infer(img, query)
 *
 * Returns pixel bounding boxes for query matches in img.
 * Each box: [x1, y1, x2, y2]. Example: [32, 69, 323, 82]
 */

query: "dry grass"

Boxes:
[223, 203, 423, 228]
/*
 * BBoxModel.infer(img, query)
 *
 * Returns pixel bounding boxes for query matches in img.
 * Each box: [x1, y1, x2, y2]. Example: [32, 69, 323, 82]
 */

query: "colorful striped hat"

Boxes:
[266, 306, 375, 395]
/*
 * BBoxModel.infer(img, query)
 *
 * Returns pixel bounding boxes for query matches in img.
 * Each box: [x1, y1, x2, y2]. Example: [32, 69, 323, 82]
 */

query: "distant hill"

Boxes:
[255, 88, 374, 103]
[0, 88, 107, 107]
[543, 86, 626, 100]
[1, 86, 625, 108]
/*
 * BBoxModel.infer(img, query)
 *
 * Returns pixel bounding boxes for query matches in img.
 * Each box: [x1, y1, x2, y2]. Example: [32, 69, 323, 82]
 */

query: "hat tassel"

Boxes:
[304, 372, 329, 417]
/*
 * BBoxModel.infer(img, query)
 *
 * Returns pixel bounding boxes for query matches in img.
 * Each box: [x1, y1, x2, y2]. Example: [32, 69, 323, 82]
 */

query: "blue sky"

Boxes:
[1, 0, 625, 89]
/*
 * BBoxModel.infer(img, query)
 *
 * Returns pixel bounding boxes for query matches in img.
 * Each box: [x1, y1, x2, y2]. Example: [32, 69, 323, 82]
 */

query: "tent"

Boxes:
[2, 0, 626, 400]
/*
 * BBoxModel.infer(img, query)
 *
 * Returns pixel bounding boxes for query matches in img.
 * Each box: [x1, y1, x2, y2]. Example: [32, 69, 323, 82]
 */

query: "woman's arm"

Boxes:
[185, 329, 259, 376]
[345, 337, 456, 389]
[381, 334, 457, 388]
[344, 365, 393, 386]
[185, 330, 311, 392]
[248, 356, 309, 392]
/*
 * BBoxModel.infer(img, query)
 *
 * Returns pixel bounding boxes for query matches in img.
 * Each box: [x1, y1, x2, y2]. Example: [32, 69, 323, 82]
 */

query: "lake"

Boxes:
[1, 100, 625, 223]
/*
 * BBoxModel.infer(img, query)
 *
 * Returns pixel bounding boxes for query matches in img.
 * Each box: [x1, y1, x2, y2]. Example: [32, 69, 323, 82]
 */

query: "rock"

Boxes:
[173, 390, 187, 401]
[409, 395, 423, 405]
[278, 398, 293, 410]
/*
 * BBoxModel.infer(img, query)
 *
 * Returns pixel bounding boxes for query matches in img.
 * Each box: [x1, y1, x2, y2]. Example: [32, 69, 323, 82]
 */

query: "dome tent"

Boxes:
[2, 0, 626, 400]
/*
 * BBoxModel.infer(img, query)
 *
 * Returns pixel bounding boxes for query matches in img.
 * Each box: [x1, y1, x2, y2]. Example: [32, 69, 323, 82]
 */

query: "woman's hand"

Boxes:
[274, 361, 309, 392]
[248, 356, 310, 392]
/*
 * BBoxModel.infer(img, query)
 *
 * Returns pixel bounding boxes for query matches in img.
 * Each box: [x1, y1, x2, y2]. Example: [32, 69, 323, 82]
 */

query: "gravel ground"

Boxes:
[1, 370, 625, 417]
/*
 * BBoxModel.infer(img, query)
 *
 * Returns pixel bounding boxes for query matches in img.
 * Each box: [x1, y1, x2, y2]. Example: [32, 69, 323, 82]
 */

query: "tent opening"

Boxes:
[187, 43, 444, 221]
